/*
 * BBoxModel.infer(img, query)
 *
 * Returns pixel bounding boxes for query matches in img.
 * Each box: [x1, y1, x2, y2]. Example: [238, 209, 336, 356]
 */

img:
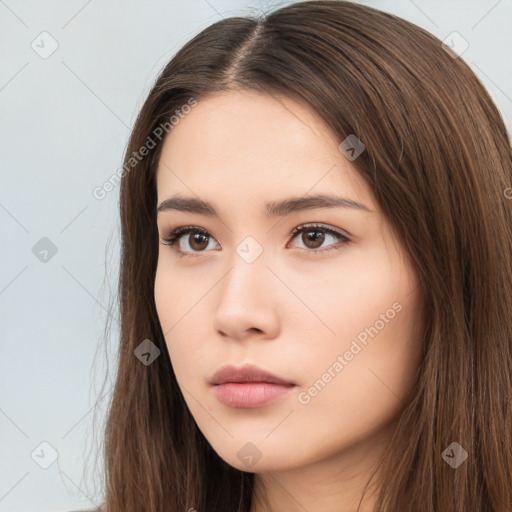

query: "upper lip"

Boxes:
[210, 364, 295, 386]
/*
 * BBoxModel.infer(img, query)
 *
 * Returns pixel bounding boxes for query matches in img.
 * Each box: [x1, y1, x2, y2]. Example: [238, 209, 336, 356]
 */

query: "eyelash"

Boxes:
[161, 223, 351, 259]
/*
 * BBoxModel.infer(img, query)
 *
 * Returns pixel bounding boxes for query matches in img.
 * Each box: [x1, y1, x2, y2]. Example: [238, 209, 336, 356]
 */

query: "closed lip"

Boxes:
[210, 363, 296, 386]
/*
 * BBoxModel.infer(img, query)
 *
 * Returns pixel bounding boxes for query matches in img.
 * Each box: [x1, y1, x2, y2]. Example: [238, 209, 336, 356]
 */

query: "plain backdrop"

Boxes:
[1, 1, 511, 510]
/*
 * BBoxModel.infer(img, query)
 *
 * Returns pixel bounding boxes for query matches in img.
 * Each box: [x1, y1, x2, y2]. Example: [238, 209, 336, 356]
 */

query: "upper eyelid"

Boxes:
[289, 223, 350, 239]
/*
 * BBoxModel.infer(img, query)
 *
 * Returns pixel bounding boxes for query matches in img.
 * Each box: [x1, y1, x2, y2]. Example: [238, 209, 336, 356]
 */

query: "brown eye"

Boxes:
[188, 232, 210, 251]
[289, 223, 350, 254]
[161, 226, 219, 258]
[301, 229, 325, 249]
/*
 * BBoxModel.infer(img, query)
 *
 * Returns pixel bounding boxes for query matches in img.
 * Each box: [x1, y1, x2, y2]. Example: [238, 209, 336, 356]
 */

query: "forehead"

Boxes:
[155, 90, 373, 209]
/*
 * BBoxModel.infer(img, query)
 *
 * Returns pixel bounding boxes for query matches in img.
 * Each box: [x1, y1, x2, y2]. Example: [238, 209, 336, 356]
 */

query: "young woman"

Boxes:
[97, 1, 512, 510]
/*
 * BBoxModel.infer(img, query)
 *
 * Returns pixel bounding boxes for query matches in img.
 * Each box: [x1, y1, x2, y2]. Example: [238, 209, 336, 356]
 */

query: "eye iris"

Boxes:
[302, 229, 325, 249]
[189, 232, 209, 251]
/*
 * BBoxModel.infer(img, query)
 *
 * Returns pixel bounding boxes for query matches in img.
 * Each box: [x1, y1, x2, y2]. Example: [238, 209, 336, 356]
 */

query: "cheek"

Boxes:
[154, 259, 216, 385]
[283, 245, 409, 344]
[154, 262, 193, 375]
[292, 244, 422, 407]
[292, 295, 422, 458]
[154, 256, 204, 330]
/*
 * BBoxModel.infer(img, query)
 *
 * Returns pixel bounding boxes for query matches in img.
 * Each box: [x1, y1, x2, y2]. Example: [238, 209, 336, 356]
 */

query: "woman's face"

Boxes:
[154, 89, 423, 475]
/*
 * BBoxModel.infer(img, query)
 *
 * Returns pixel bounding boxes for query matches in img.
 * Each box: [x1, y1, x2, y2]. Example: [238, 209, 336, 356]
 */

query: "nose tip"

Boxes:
[211, 254, 280, 341]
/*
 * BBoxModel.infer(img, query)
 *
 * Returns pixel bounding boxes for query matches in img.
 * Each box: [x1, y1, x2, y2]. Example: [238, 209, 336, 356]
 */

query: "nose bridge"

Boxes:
[222, 234, 268, 304]
[212, 234, 279, 338]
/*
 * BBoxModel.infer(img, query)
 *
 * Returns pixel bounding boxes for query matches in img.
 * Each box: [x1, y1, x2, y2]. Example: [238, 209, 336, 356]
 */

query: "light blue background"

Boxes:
[1, 1, 511, 511]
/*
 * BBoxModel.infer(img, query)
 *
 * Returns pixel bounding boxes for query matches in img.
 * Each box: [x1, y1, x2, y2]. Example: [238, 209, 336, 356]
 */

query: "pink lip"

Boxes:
[210, 363, 295, 386]
[214, 382, 295, 408]
[210, 364, 296, 409]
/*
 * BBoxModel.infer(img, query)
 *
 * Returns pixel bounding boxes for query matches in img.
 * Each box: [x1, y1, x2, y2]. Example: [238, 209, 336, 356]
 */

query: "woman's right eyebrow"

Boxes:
[156, 193, 372, 217]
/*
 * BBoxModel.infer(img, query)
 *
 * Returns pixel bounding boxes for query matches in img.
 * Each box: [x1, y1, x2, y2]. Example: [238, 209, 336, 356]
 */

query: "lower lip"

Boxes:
[213, 382, 295, 408]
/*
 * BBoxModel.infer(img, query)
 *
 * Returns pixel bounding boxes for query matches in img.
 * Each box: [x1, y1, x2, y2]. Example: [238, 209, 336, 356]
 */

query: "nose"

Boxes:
[211, 248, 280, 341]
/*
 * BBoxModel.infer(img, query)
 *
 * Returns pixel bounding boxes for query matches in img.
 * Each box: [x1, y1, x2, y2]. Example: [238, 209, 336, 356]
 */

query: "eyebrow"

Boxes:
[157, 194, 371, 217]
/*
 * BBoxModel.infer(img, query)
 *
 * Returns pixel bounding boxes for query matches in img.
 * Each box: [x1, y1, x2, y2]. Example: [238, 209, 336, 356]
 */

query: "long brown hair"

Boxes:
[95, 1, 512, 510]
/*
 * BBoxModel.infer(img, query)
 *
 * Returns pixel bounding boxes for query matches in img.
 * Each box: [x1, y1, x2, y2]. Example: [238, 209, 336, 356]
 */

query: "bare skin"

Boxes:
[154, 89, 424, 512]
